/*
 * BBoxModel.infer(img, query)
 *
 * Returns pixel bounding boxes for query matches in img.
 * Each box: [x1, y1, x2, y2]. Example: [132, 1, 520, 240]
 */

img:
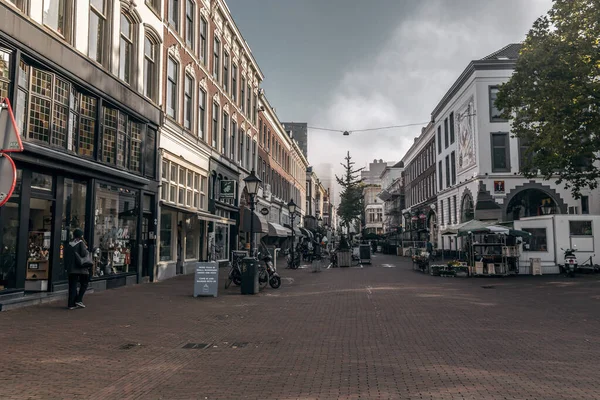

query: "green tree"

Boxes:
[336, 151, 364, 233]
[495, 0, 600, 197]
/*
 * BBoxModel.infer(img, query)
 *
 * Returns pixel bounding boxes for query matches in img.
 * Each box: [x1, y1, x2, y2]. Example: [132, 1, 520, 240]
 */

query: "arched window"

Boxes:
[144, 29, 160, 102]
[461, 193, 474, 223]
[119, 12, 137, 84]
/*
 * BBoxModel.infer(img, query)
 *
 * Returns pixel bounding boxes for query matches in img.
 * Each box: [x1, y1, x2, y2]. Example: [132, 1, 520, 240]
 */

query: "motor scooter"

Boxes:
[260, 252, 281, 288]
[560, 247, 578, 277]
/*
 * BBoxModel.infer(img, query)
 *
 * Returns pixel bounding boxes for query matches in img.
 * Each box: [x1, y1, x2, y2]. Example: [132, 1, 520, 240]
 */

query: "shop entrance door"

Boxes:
[141, 213, 151, 278]
[141, 194, 155, 281]
[25, 197, 54, 291]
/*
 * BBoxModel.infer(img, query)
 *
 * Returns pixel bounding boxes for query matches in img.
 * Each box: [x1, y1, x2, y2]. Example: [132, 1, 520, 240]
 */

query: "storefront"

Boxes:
[209, 158, 240, 264]
[0, 37, 160, 297]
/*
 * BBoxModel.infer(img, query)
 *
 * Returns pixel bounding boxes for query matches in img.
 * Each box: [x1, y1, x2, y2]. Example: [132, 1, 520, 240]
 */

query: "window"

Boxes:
[489, 86, 506, 121]
[213, 38, 220, 81]
[223, 52, 229, 92]
[246, 84, 251, 118]
[185, 0, 194, 49]
[519, 137, 533, 172]
[451, 151, 456, 185]
[198, 87, 206, 140]
[200, 175, 207, 209]
[240, 77, 245, 112]
[222, 112, 228, 154]
[168, 0, 179, 31]
[146, 0, 159, 14]
[581, 196, 589, 215]
[491, 132, 510, 172]
[211, 102, 219, 148]
[239, 129, 244, 164]
[89, 0, 108, 66]
[119, 13, 134, 84]
[199, 17, 207, 64]
[253, 140, 257, 170]
[144, 34, 158, 101]
[440, 199, 444, 225]
[101, 107, 117, 164]
[253, 94, 257, 123]
[523, 228, 548, 252]
[438, 161, 443, 190]
[445, 155, 450, 187]
[449, 112, 455, 144]
[0, 49, 12, 100]
[160, 211, 173, 261]
[166, 57, 178, 119]
[184, 74, 193, 130]
[43, 0, 67, 36]
[453, 195, 457, 225]
[437, 126, 441, 153]
[569, 221, 592, 236]
[185, 216, 199, 259]
[231, 120, 236, 159]
[232, 64, 237, 102]
[246, 133, 251, 170]
[444, 118, 448, 148]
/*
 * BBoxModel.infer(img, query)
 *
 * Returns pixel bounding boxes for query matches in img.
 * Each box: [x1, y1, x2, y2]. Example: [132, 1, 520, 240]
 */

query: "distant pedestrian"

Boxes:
[65, 228, 91, 310]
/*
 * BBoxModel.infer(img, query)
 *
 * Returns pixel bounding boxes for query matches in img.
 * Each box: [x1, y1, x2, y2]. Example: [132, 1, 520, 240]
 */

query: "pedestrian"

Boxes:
[65, 228, 91, 310]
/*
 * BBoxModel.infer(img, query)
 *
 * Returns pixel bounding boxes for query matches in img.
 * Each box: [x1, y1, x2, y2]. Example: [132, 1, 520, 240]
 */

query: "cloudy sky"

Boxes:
[227, 0, 552, 195]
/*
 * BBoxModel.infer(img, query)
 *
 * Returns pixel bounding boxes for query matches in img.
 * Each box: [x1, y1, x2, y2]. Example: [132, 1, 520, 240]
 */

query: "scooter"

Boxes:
[261, 253, 281, 289]
[224, 256, 243, 289]
[560, 247, 578, 277]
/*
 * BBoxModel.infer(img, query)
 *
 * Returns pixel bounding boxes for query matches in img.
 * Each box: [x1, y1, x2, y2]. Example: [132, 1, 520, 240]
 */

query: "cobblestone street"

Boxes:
[1, 255, 600, 400]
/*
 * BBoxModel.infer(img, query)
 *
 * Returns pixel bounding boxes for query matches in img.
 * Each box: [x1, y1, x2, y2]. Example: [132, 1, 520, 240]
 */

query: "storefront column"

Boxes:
[14, 170, 32, 290]
[50, 176, 65, 289]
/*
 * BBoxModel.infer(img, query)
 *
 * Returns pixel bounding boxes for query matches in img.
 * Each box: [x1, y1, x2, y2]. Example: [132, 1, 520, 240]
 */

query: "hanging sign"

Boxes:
[0, 98, 24, 153]
[260, 207, 269, 215]
[220, 180, 236, 199]
[0, 153, 17, 207]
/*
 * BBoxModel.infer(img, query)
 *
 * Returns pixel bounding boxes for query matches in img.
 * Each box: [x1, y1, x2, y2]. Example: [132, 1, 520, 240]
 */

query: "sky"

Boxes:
[227, 0, 553, 198]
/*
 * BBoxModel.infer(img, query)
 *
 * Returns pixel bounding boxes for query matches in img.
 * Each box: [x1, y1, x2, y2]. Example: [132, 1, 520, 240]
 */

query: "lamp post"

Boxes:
[288, 199, 297, 268]
[244, 170, 261, 258]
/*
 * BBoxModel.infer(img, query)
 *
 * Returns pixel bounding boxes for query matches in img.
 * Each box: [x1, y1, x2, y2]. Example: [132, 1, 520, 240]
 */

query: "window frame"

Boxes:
[523, 228, 548, 252]
[437, 126, 442, 153]
[450, 151, 456, 185]
[198, 86, 206, 140]
[211, 102, 219, 148]
[444, 118, 449, 149]
[143, 33, 158, 102]
[231, 63, 237, 103]
[88, 0, 109, 67]
[491, 132, 510, 172]
[199, 17, 207, 64]
[213, 37, 220, 82]
[489, 86, 507, 122]
[166, 57, 179, 120]
[185, 0, 195, 50]
[223, 51, 229, 93]
[168, 0, 179, 31]
[183, 73, 193, 130]
[569, 221, 593, 236]
[221, 111, 228, 155]
[119, 12, 136, 85]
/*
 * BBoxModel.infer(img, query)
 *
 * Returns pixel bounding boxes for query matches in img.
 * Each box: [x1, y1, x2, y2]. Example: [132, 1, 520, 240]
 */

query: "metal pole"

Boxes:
[291, 213, 295, 267]
[250, 194, 255, 258]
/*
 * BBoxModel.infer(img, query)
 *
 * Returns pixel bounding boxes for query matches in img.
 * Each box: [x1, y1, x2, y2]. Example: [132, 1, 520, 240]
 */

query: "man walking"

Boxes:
[65, 229, 91, 310]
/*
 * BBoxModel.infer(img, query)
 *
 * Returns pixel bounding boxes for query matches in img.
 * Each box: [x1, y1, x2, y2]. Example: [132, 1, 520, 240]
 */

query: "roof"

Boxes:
[480, 43, 521, 61]
[392, 161, 404, 168]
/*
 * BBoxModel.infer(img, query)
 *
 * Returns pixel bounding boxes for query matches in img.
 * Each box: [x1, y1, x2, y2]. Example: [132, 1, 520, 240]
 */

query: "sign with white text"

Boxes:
[193, 262, 218, 298]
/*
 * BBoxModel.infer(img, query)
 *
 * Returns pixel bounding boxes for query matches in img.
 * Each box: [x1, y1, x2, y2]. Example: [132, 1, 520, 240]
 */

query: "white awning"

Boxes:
[268, 222, 290, 238]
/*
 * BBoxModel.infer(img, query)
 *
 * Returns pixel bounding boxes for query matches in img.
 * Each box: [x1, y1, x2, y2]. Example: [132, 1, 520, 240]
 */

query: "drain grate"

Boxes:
[119, 343, 141, 350]
[481, 285, 495, 289]
[230, 342, 249, 348]
[182, 343, 211, 349]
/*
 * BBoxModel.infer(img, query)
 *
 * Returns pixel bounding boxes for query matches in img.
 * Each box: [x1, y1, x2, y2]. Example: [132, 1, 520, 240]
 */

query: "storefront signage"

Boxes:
[494, 180, 505, 194]
[0, 153, 17, 207]
[193, 262, 219, 298]
[260, 207, 269, 215]
[220, 180, 236, 199]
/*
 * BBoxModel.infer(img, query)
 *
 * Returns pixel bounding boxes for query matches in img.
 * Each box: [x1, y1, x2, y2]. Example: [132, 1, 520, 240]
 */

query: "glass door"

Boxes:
[0, 170, 22, 292]
[26, 197, 54, 291]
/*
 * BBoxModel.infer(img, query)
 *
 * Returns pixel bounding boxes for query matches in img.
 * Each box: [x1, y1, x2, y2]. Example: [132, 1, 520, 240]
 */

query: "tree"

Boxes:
[495, 0, 600, 198]
[336, 151, 364, 233]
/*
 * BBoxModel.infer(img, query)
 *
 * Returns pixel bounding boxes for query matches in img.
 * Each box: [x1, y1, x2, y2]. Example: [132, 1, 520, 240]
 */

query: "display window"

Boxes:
[185, 216, 200, 260]
[0, 170, 22, 291]
[92, 183, 138, 277]
[58, 178, 88, 282]
[160, 210, 174, 261]
[211, 223, 229, 261]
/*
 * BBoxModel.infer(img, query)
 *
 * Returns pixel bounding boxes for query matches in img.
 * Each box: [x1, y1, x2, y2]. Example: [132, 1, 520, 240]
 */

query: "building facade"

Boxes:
[361, 160, 395, 236]
[431, 43, 600, 251]
[401, 123, 438, 245]
[157, 0, 263, 275]
[282, 122, 307, 159]
[0, 0, 162, 297]
[378, 162, 404, 235]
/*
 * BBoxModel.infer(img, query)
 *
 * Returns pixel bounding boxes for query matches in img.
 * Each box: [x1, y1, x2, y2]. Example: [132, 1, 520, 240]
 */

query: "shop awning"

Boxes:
[268, 222, 290, 238]
[299, 227, 313, 239]
[241, 208, 269, 233]
[293, 227, 303, 237]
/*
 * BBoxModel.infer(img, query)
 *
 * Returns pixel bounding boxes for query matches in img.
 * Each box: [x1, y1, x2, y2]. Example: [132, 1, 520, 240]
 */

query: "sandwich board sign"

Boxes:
[0, 98, 24, 153]
[193, 262, 218, 298]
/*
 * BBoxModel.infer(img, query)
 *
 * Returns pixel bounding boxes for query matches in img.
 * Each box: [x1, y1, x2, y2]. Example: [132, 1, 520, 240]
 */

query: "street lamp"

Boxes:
[288, 198, 297, 268]
[244, 170, 262, 257]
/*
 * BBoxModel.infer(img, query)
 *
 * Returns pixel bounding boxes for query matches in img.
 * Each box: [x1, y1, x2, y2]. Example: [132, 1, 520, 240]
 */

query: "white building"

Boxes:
[433, 43, 600, 252]
[378, 162, 404, 234]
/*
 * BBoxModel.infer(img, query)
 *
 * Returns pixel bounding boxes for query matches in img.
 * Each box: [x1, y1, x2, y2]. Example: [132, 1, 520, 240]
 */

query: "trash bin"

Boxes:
[338, 250, 351, 267]
[241, 257, 259, 295]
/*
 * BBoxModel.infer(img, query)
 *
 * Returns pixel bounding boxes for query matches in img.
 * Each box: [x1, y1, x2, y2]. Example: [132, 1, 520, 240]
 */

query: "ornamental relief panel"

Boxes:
[232, 112, 238, 122]
[200, 5, 209, 18]
[241, 122, 246, 131]
[223, 103, 230, 113]
[185, 63, 196, 79]
[213, 92, 220, 105]
[168, 44, 181, 63]
[199, 77, 208, 90]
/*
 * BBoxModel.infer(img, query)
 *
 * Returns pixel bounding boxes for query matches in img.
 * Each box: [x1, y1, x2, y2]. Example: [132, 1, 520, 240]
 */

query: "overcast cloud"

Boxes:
[227, 0, 553, 200]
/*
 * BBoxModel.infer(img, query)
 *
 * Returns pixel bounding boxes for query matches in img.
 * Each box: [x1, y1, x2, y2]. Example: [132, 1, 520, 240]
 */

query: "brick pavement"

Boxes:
[1, 255, 599, 400]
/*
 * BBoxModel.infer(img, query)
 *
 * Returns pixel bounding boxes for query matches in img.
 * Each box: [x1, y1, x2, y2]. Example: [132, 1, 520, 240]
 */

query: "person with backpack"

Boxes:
[65, 228, 91, 310]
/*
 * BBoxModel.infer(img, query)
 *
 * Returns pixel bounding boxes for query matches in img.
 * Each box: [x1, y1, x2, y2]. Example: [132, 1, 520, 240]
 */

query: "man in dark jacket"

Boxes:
[65, 228, 90, 310]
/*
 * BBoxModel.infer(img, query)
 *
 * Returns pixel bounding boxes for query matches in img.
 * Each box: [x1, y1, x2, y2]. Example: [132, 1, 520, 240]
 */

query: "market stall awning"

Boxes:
[268, 222, 290, 238]
[241, 207, 269, 233]
[442, 220, 490, 236]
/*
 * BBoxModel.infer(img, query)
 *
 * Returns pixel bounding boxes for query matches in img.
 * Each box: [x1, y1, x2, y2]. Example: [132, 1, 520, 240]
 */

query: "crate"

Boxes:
[530, 258, 542, 275]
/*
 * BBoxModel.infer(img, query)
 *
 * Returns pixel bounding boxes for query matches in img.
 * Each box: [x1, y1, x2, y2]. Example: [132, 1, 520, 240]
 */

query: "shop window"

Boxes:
[212, 223, 229, 261]
[185, 216, 199, 259]
[160, 211, 173, 261]
[31, 172, 53, 191]
[26, 198, 53, 287]
[0, 171, 21, 291]
[0, 49, 11, 100]
[569, 221, 592, 236]
[130, 121, 143, 173]
[93, 183, 138, 276]
[102, 107, 118, 164]
[523, 228, 547, 252]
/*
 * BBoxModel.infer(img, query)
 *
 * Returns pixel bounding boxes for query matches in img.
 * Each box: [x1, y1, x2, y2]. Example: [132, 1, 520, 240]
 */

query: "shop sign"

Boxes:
[193, 262, 219, 298]
[494, 180, 505, 194]
[220, 180, 236, 199]
[260, 207, 269, 215]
